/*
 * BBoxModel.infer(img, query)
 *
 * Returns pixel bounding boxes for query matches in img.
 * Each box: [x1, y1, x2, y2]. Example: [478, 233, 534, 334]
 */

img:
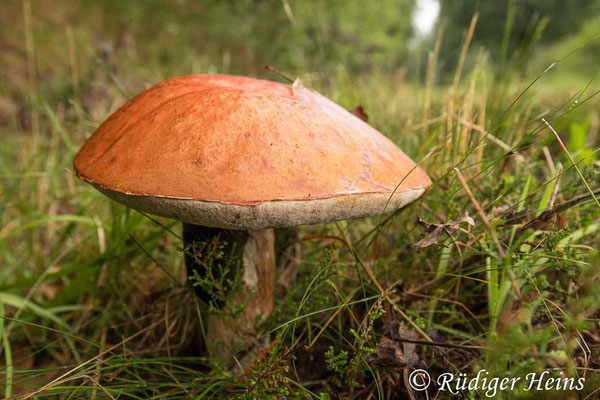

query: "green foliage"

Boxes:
[324, 295, 384, 391]
[236, 351, 298, 400]
[569, 120, 597, 165]
[186, 238, 252, 315]
[436, 0, 598, 76]
[77, 0, 415, 77]
[533, 14, 600, 82]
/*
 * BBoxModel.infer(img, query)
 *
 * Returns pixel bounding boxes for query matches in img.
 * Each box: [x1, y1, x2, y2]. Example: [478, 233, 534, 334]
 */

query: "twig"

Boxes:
[265, 65, 294, 83]
[387, 337, 487, 351]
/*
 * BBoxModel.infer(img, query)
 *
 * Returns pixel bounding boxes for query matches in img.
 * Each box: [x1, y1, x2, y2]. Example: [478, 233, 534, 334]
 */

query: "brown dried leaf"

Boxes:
[349, 105, 369, 122]
[413, 211, 475, 248]
[375, 322, 424, 399]
[412, 225, 445, 248]
[372, 321, 420, 368]
[371, 336, 406, 367]
[397, 326, 419, 367]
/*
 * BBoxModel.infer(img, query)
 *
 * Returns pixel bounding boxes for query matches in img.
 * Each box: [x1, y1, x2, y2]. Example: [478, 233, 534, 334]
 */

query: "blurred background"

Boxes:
[2, 0, 599, 128]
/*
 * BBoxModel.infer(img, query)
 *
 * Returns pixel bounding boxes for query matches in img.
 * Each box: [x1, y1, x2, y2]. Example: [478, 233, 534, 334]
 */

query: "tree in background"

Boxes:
[436, 0, 597, 77]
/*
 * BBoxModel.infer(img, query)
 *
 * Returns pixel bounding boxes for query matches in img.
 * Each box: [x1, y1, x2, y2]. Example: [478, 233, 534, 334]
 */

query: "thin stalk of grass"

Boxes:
[487, 31, 600, 138]
[22, 0, 38, 137]
[0, 303, 13, 399]
[422, 51, 434, 132]
[446, 12, 478, 162]
[524, 268, 578, 379]
[328, 281, 360, 343]
[44, 104, 77, 154]
[335, 224, 433, 342]
[66, 25, 80, 96]
[16, 319, 166, 399]
[421, 26, 442, 137]
[458, 72, 476, 158]
[509, 174, 532, 247]
[499, 0, 516, 75]
[486, 256, 497, 333]
[426, 243, 451, 327]
[307, 288, 359, 349]
[453, 168, 505, 259]
[542, 118, 600, 210]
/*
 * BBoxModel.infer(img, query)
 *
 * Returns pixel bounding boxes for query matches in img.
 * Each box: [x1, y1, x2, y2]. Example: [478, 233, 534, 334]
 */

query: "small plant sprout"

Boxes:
[73, 74, 431, 361]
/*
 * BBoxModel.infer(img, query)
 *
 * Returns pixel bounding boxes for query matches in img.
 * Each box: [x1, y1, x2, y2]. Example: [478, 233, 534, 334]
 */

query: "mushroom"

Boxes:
[74, 74, 431, 359]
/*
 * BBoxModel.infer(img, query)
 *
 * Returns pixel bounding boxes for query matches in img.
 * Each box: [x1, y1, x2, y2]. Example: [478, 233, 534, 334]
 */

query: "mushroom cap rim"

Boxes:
[91, 182, 430, 230]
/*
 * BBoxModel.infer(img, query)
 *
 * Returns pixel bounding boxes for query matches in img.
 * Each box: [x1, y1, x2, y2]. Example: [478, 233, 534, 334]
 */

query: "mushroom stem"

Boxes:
[182, 223, 275, 360]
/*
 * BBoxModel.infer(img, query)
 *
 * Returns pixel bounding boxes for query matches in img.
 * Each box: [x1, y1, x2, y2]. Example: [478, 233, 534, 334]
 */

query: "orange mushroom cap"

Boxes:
[74, 74, 431, 229]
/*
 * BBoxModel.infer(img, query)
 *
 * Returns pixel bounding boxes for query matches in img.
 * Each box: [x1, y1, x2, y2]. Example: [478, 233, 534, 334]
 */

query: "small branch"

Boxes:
[265, 65, 294, 83]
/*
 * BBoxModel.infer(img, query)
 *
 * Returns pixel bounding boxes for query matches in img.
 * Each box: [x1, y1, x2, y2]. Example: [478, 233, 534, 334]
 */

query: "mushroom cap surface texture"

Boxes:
[74, 74, 432, 229]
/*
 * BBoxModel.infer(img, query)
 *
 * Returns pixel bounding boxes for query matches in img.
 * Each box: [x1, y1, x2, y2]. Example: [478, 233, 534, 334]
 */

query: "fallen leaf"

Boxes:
[371, 321, 420, 368]
[349, 105, 369, 122]
[371, 336, 405, 367]
[413, 212, 475, 248]
[412, 225, 445, 248]
[374, 321, 424, 400]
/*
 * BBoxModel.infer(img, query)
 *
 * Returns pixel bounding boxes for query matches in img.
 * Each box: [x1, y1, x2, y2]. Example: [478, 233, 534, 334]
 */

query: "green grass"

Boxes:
[1, 1, 600, 399]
